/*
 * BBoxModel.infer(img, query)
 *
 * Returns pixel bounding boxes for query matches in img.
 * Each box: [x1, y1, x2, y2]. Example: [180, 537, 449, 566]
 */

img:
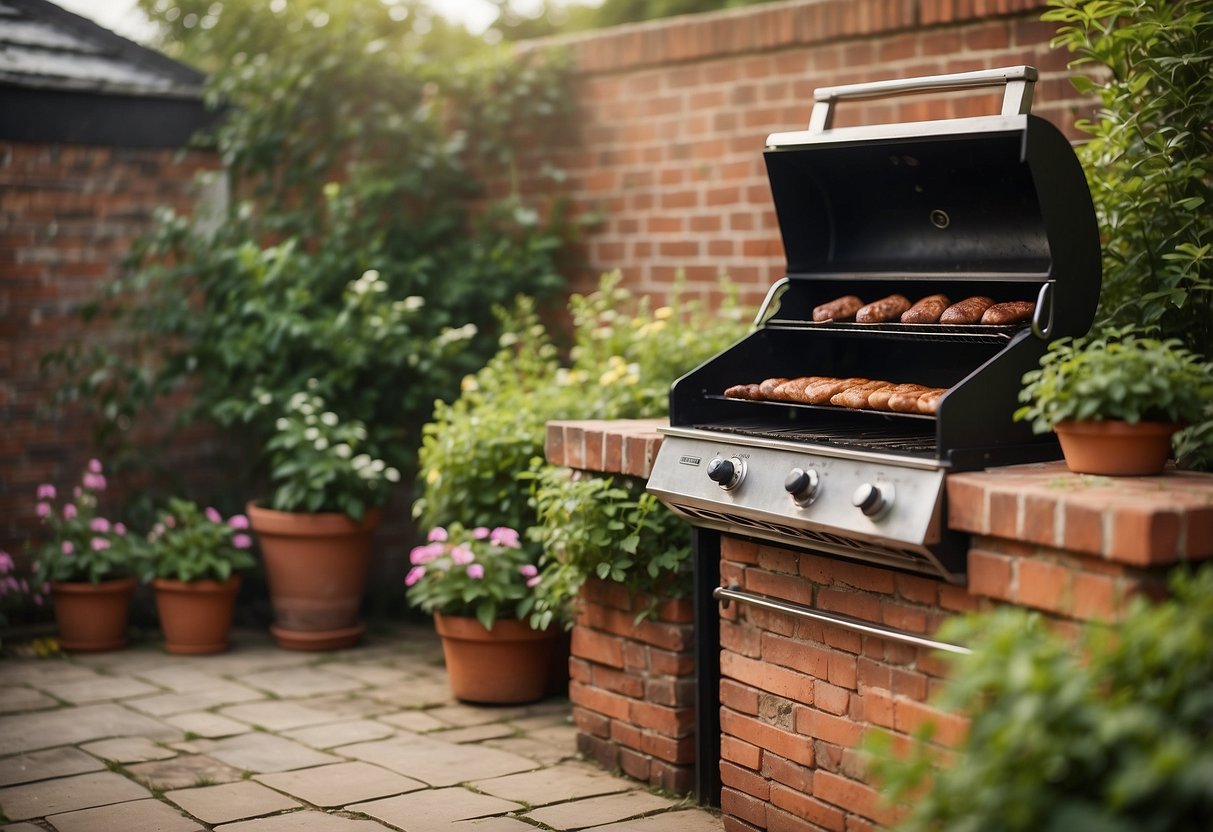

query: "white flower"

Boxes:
[307, 378, 319, 390]
[353, 426, 368, 441]
[352, 454, 371, 469]
[370, 459, 385, 473]
[402, 296, 424, 311]
[299, 404, 314, 416]
[334, 443, 352, 459]
[321, 412, 338, 426]
[304, 427, 320, 441]
[384, 467, 401, 482]
[257, 392, 272, 405]
[361, 269, 380, 283]
[289, 392, 308, 409]
[276, 418, 289, 431]
[314, 438, 329, 451]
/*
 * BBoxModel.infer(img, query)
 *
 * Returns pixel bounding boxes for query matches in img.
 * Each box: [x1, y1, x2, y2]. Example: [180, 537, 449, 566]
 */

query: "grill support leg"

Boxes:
[692, 527, 721, 806]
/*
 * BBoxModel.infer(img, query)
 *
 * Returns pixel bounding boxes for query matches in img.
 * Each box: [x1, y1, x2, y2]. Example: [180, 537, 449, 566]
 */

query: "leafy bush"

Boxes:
[141, 499, 255, 583]
[870, 566, 1213, 831]
[1045, 0, 1213, 359]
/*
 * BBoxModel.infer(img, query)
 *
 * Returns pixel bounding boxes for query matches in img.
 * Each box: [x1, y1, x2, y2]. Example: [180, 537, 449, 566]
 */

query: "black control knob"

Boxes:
[784, 467, 820, 505]
[707, 457, 735, 486]
[852, 482, 891, 518]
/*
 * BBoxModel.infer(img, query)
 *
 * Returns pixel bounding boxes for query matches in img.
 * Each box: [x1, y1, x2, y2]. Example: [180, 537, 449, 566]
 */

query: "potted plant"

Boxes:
[141, 499, 256, 654]
[405, 523, 556, 704]
[1015, 329, 1213, 475]
[31, 459, 142, 652]
[247, 384, 401, 651]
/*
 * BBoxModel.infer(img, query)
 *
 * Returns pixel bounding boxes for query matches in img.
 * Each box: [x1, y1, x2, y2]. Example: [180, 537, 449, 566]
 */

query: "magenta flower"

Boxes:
[4, 576, 18, 592]
[229, 514, 250, 530]
[232, 533, 252, 550]
[467, 563, 484, 580]
[113, 523, 127, 536]
[404, 565, 426, 586]
[83, 473, 107, 491]
[88, 458, 103, 474]
[36, 502, 51, 518]
[62, 541, 74, 555]
[0, 551, 12, 572]
[526, 575, 542, 588]
[37, 484, 56, 500]
[489, 527, 520, 548]
[90, 517, 111, 533]
[90, 537, 111, 551]
[450, 545, 475, 566]
[427, 527, 449, 543]
[472, 526, 490, 540]
[410, 543, 444, 565]
[63, 503, 78, 520]
[519, 564, 538, 578]
[205, 506, 223, 524]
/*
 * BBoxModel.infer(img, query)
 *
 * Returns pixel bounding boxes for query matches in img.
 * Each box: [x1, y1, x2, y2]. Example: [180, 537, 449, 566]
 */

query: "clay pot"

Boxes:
[247, 503, 381, 651]
[434, 612, 559, 704]
[1054, 419, 1179, 476]
[152, 576, 241, 655]
[50, 576, 137, 652]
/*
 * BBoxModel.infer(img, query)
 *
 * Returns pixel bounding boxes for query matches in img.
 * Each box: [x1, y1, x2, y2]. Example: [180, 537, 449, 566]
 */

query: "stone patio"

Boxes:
[0, 624, 722, 831]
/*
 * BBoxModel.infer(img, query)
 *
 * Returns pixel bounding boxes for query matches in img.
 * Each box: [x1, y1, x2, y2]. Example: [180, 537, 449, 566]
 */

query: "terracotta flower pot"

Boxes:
[434, 612, 559, 704]
[50, 576, 137, 652]
[1054, 419, 1179, 476]
[152, 575, 241, 655]
[247, 503, 380, 651]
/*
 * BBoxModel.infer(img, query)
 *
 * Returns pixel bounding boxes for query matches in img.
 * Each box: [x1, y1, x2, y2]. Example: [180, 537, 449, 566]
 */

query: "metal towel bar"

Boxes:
[713, 585, 972, 656]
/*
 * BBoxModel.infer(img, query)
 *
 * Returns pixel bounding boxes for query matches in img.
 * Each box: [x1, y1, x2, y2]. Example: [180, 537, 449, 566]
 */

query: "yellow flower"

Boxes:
[654, 306, 673, 320]
[461, 375, 478, 393]
[426, 468, 440, 485]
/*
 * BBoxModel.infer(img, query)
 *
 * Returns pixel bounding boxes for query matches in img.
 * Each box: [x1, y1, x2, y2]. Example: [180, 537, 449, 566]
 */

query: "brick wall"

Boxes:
[522, 0, 1093, 306]
[0, 142, 221, 558]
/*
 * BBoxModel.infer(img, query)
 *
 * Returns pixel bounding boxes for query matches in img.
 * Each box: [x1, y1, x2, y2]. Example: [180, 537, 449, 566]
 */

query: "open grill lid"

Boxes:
[761, 66, 1100, 339]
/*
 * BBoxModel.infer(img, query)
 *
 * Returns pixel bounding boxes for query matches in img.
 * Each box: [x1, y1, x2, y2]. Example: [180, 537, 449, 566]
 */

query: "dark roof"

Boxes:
[0, 0, 215, 146]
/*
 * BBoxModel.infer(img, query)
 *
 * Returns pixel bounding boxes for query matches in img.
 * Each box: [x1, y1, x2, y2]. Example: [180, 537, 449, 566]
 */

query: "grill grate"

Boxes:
[694, 418, 938, 454]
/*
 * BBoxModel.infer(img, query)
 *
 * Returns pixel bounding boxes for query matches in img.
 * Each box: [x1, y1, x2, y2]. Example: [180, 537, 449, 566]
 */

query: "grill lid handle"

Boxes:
[1031, 281, 1056, 340]
[807, 65, 1038, 134]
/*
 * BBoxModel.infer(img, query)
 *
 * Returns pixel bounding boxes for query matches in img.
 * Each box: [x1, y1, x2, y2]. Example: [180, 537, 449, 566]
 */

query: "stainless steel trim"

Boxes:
[807, 66, 1037, 133]
[754, 277, 790, 327]
[713, 586, 971, 655]
[1031, 282, 1055, 340]
[657, 425, 946, 471]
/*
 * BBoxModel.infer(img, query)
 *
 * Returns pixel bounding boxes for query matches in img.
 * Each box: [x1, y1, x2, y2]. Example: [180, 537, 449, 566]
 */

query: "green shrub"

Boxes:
[870, 566, 1213, 831]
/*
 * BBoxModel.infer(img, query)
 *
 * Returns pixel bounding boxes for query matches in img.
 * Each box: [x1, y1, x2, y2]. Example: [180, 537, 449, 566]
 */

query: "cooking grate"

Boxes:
[693, 418, 937, 454]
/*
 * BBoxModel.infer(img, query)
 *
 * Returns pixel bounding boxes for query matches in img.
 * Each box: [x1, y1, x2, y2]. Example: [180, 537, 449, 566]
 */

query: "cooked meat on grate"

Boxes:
[804, 377, 870, 404]
[901, 294, 951, 324]
[724, 383, 764, 399]
[771, 377, 819, 401]
[831, 380, 893, 409]
[855, 294, 911, 323]
[939, 295, 994, 324]
[758, 377, 792, 398]
[980, 301, 1036, 325]
[917, 389, 946, 414]
[812, 295, 864, 322]
[868, 383, 930, 410]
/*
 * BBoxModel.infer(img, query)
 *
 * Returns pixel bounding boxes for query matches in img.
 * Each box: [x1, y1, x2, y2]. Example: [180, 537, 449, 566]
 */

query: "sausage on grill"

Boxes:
[831, 381, 892, 409]
[855, 294, 911, 323]
[805, 377, 868, 404]
[940, 296, 994, 324]
[759, 377, 791, 399]
[981, 301, 1036, 325]
[901, 294, 950, 324]
[812, 295, 864, 322]
[724, 383, 763, 400]
[868, 383, 929, 411]
[917, 389, 946, 414]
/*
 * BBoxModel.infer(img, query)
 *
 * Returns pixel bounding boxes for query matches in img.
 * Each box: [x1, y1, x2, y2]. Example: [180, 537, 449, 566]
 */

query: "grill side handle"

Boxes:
[808, 65, 1038, 134]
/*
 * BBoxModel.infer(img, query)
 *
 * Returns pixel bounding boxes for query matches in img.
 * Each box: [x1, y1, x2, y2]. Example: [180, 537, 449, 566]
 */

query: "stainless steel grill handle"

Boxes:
[753, 277, 790, 327]
[713, 585, 972, 655]
[808, 65, 1038, 134]
[1031, 282, 1055, 340]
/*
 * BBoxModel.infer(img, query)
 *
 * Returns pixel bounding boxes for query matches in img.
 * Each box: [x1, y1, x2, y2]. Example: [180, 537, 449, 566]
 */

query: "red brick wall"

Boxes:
[522, 0, 1092, 307]
[0, 142, 221, 559]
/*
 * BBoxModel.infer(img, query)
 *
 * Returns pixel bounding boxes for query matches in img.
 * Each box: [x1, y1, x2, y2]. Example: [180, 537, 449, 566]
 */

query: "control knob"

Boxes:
[707, 457, 745, 490]
[852, 482, 893, 519]
[784, 467, 820, 506]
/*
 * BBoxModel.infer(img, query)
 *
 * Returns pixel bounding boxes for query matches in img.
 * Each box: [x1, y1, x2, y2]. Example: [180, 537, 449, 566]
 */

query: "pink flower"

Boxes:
[88, 458, 103, 474]
[229, 514, 250, 530]
[164, 515, 176, 528]
[526, 575, 542, 588]
[61, 541, 74, 555]
[37, 484, 56, 500]
[63, 503, 78, 520]
[205, 507, 223, 524]
[36, 502, 51, 518]
[90, 517, 111, 533]
[113, 523, 127, 536]
[410, 543, 444, 565]
[0, 551, 12, 572]
[427, 527, 449, 543]
[450, 545, 475, 566]
[467, 564, 484, 580]
[472, 526, 490, 540]
[404, 565, 426, 586]
[33, 594, 43, 606]
[519, 564, 538, 578]
[90, 537, 111, 551]
[2, 577, 16, 592]
[489, 527, 520, 548]
[83, 473, 107, 491]
[232, 533, 252, 550]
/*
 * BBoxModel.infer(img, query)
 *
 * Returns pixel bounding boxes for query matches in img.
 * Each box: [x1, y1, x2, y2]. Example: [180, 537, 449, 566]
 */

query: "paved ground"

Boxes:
[0, 624, 722, 832]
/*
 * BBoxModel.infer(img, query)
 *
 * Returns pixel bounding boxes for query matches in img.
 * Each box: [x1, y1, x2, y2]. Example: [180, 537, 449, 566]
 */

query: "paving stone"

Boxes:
[166, 780, 303, 824]
[165, 711, 253, 739]
[126, 685, 265, 717]
[220, 701, 343, 732]
[593, 810, 724, 832]
[235, 667, 364, 698]
[0, 747, 105, 786]
[215, 809, 392, 831]
[452, 818, 539, 832]
[0, 663, 103, 686]
[0, 770, 150, 820]
[82, 736, 177, 763]
[47, 797, 205, 832]
[364, 677, 451, 708]
[340, 735, 537, 787]
[0, 686, 57, 714]
[282, 720, 394, 749]
[126, 754, 246, 790]
[525, 791, 678, 830]
[426, 704, 527, 728]
[169, 739, 222, 754]
[432, 723, 517, 744]
[37, 676, 161, 704]
[317, 663, 413, 686]
[134, 666, 248, 693]
[208, 733, 340, 773]
[300, 694, 397, 720]
[377, 710, 446, 733]
[0, 703, 178, 755]
[255, 761, 425, 807]
[483, 736, 577, 766]
[1, 823, 45, 832]
[351, 786, 521, 828]
[473, 763, 634, 807]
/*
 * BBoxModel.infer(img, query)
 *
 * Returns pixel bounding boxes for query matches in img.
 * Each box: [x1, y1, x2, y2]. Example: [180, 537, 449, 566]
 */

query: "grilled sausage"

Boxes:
[901, 294, 951, 324]
[981, 301, 1036, 325]
[812, 295, 864, 323]
[724, 383, 762, 400]
[868, 383, 929, 411]
[759, 377, 791, 399]
[940, 296, 995, 325]
[831, 381, 893, 409]
[805, 377, 868, 404]
[855, 294, 911, 323]
[772, 377, 820, 402]
[917, 389, 946, 414]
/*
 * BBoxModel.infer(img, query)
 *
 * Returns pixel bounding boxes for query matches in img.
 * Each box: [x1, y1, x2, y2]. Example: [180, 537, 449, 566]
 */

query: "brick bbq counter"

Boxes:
[547, 419, 1213, 829]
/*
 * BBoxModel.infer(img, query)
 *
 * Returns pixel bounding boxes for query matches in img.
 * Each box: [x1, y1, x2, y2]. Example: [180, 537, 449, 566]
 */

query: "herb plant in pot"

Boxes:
[32, 459, 142, 652]
[1015, 329, 1213, 475]
[142, 499, 256, 654]
[248, 387, 401, 651]
[405, 524, 555, 704]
